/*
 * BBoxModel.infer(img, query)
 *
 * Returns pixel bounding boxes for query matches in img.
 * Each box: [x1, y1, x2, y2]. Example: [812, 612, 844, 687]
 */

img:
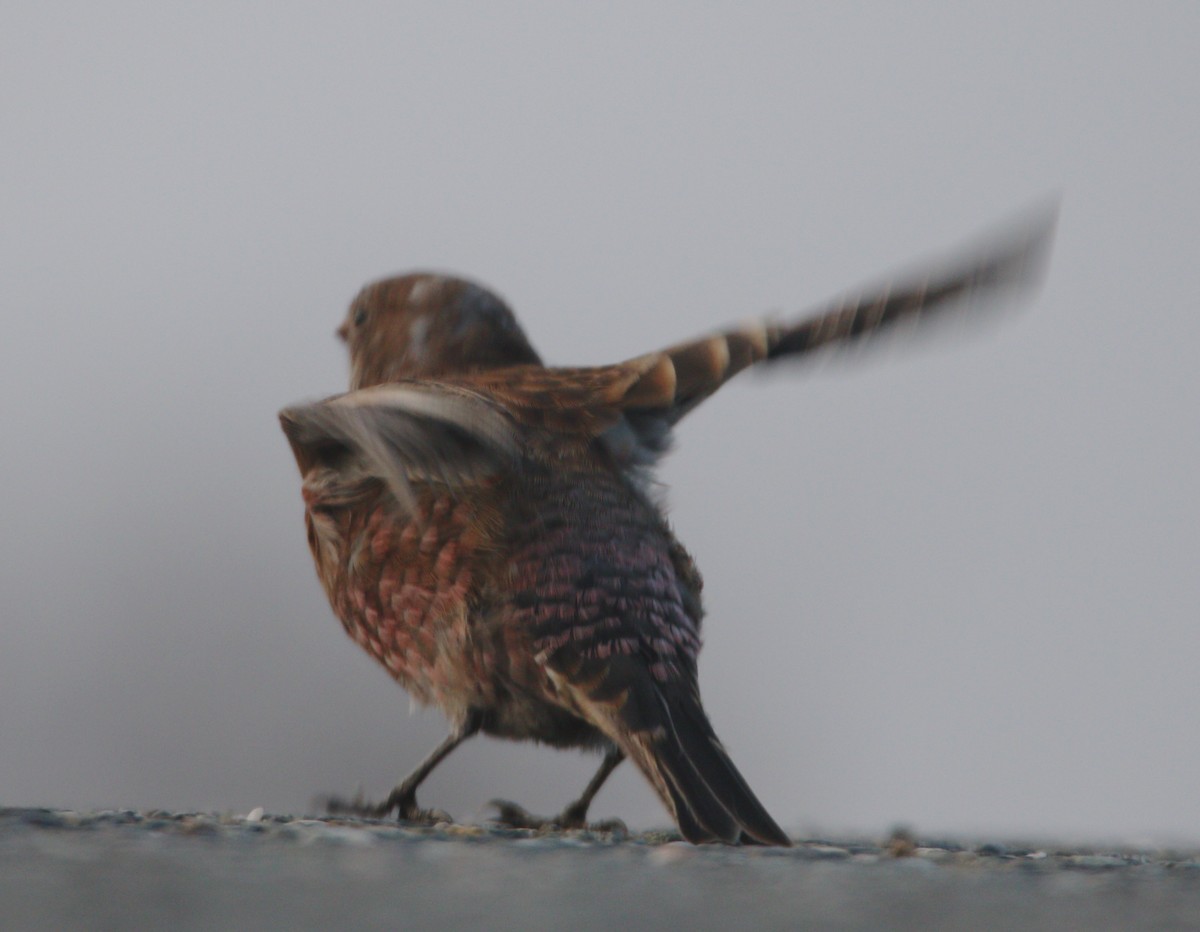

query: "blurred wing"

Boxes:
[624, 205, 1056, 417]
[439, 205, 1056, 469]
[606, 204, 1057, 457]
[279, 382, 519, 510]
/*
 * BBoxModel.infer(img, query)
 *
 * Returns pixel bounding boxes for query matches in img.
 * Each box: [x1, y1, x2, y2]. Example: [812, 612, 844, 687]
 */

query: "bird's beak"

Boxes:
[336, 322, 349, 342]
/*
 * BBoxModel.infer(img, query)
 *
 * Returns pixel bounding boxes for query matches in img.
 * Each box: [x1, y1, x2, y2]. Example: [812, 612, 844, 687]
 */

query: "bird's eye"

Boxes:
[354, 308, 367, 327]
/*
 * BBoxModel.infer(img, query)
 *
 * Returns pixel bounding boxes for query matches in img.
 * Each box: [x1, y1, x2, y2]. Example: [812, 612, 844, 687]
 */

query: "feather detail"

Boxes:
[280, 382, 518, 511]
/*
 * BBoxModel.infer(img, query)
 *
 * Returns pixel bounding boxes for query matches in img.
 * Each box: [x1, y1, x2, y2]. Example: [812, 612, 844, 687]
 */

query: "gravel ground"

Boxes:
[4, 808, 1200, 931]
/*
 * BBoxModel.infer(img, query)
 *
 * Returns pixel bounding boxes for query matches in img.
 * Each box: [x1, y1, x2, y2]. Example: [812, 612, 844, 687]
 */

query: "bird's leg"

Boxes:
[557, 748, 625, 827]
[324, 711, 482, 823]
[491, 747, 627, 832]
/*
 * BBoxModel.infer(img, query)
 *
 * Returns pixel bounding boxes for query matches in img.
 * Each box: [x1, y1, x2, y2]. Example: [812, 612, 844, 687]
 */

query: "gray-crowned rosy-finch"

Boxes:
[280, 208, 1054, 845]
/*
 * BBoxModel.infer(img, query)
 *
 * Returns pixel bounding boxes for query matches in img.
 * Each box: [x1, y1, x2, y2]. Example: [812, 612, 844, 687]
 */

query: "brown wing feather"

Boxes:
[279, 382, 519, 511]
[451, 206, 1055, 464]
[619, 204, 1057, 421]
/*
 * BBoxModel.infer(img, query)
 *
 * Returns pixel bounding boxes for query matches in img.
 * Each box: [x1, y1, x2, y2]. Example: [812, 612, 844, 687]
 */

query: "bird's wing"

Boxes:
[632, 202, 1057, 422]
[478, 205, 1056, 467]
[290, 207, 1055, 479]
[279, 381, 519, 511]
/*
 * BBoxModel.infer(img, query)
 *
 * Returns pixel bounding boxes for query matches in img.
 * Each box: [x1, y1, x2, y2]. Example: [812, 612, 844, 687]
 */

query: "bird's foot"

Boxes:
[488, 798, 627, 835]
[320, 787, 451, 825]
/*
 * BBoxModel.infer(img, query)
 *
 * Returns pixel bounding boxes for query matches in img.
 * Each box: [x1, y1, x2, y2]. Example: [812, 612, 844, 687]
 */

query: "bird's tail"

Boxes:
[621, 686, 791, 846]
[558, 655, 790, 846]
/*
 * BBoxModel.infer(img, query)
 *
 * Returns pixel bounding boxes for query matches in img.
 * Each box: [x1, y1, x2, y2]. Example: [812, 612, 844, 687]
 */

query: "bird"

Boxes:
[279, 207, 1055, 845]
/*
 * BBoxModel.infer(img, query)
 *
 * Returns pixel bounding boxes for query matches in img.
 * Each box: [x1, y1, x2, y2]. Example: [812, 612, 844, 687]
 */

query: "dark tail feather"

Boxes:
[650, 725, 741, 844]
[663, 691, 792, 846]
[570, 654, 790, 845]
[627, 688, 791, 846]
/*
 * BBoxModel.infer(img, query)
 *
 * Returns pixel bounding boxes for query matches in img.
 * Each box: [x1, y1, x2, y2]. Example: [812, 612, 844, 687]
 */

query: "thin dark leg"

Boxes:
[491, 747, 626, 830]
[559, 748, 625, 826]
[325, 711, 482, 821]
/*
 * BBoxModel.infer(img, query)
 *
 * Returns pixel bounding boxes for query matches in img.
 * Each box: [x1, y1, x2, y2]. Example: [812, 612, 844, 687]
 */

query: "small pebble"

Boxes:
[20, 810, 65, 828]
[648, 842, 696, 866]
[805, 845, 852, 861]
[885, 828, 917, 858]
[1063, 855, 1127, 870]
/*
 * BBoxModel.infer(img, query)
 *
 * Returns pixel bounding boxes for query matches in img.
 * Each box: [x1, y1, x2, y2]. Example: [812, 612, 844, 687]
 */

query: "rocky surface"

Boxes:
[4, 808, 1200, 930]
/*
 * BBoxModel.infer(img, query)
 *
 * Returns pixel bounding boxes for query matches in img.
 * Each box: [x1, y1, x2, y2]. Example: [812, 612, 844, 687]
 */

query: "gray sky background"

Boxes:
[2, 3, 1197, 844]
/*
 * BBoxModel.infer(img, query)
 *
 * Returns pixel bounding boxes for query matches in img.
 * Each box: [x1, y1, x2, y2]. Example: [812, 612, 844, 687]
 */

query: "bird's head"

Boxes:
[339, 273, 543, 388]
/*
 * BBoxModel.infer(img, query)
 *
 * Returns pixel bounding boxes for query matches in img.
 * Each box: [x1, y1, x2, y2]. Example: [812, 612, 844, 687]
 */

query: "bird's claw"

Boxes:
[319, 789, 451, 825]
[489, 799, 554, 829]
[488, 798, 626, 836]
